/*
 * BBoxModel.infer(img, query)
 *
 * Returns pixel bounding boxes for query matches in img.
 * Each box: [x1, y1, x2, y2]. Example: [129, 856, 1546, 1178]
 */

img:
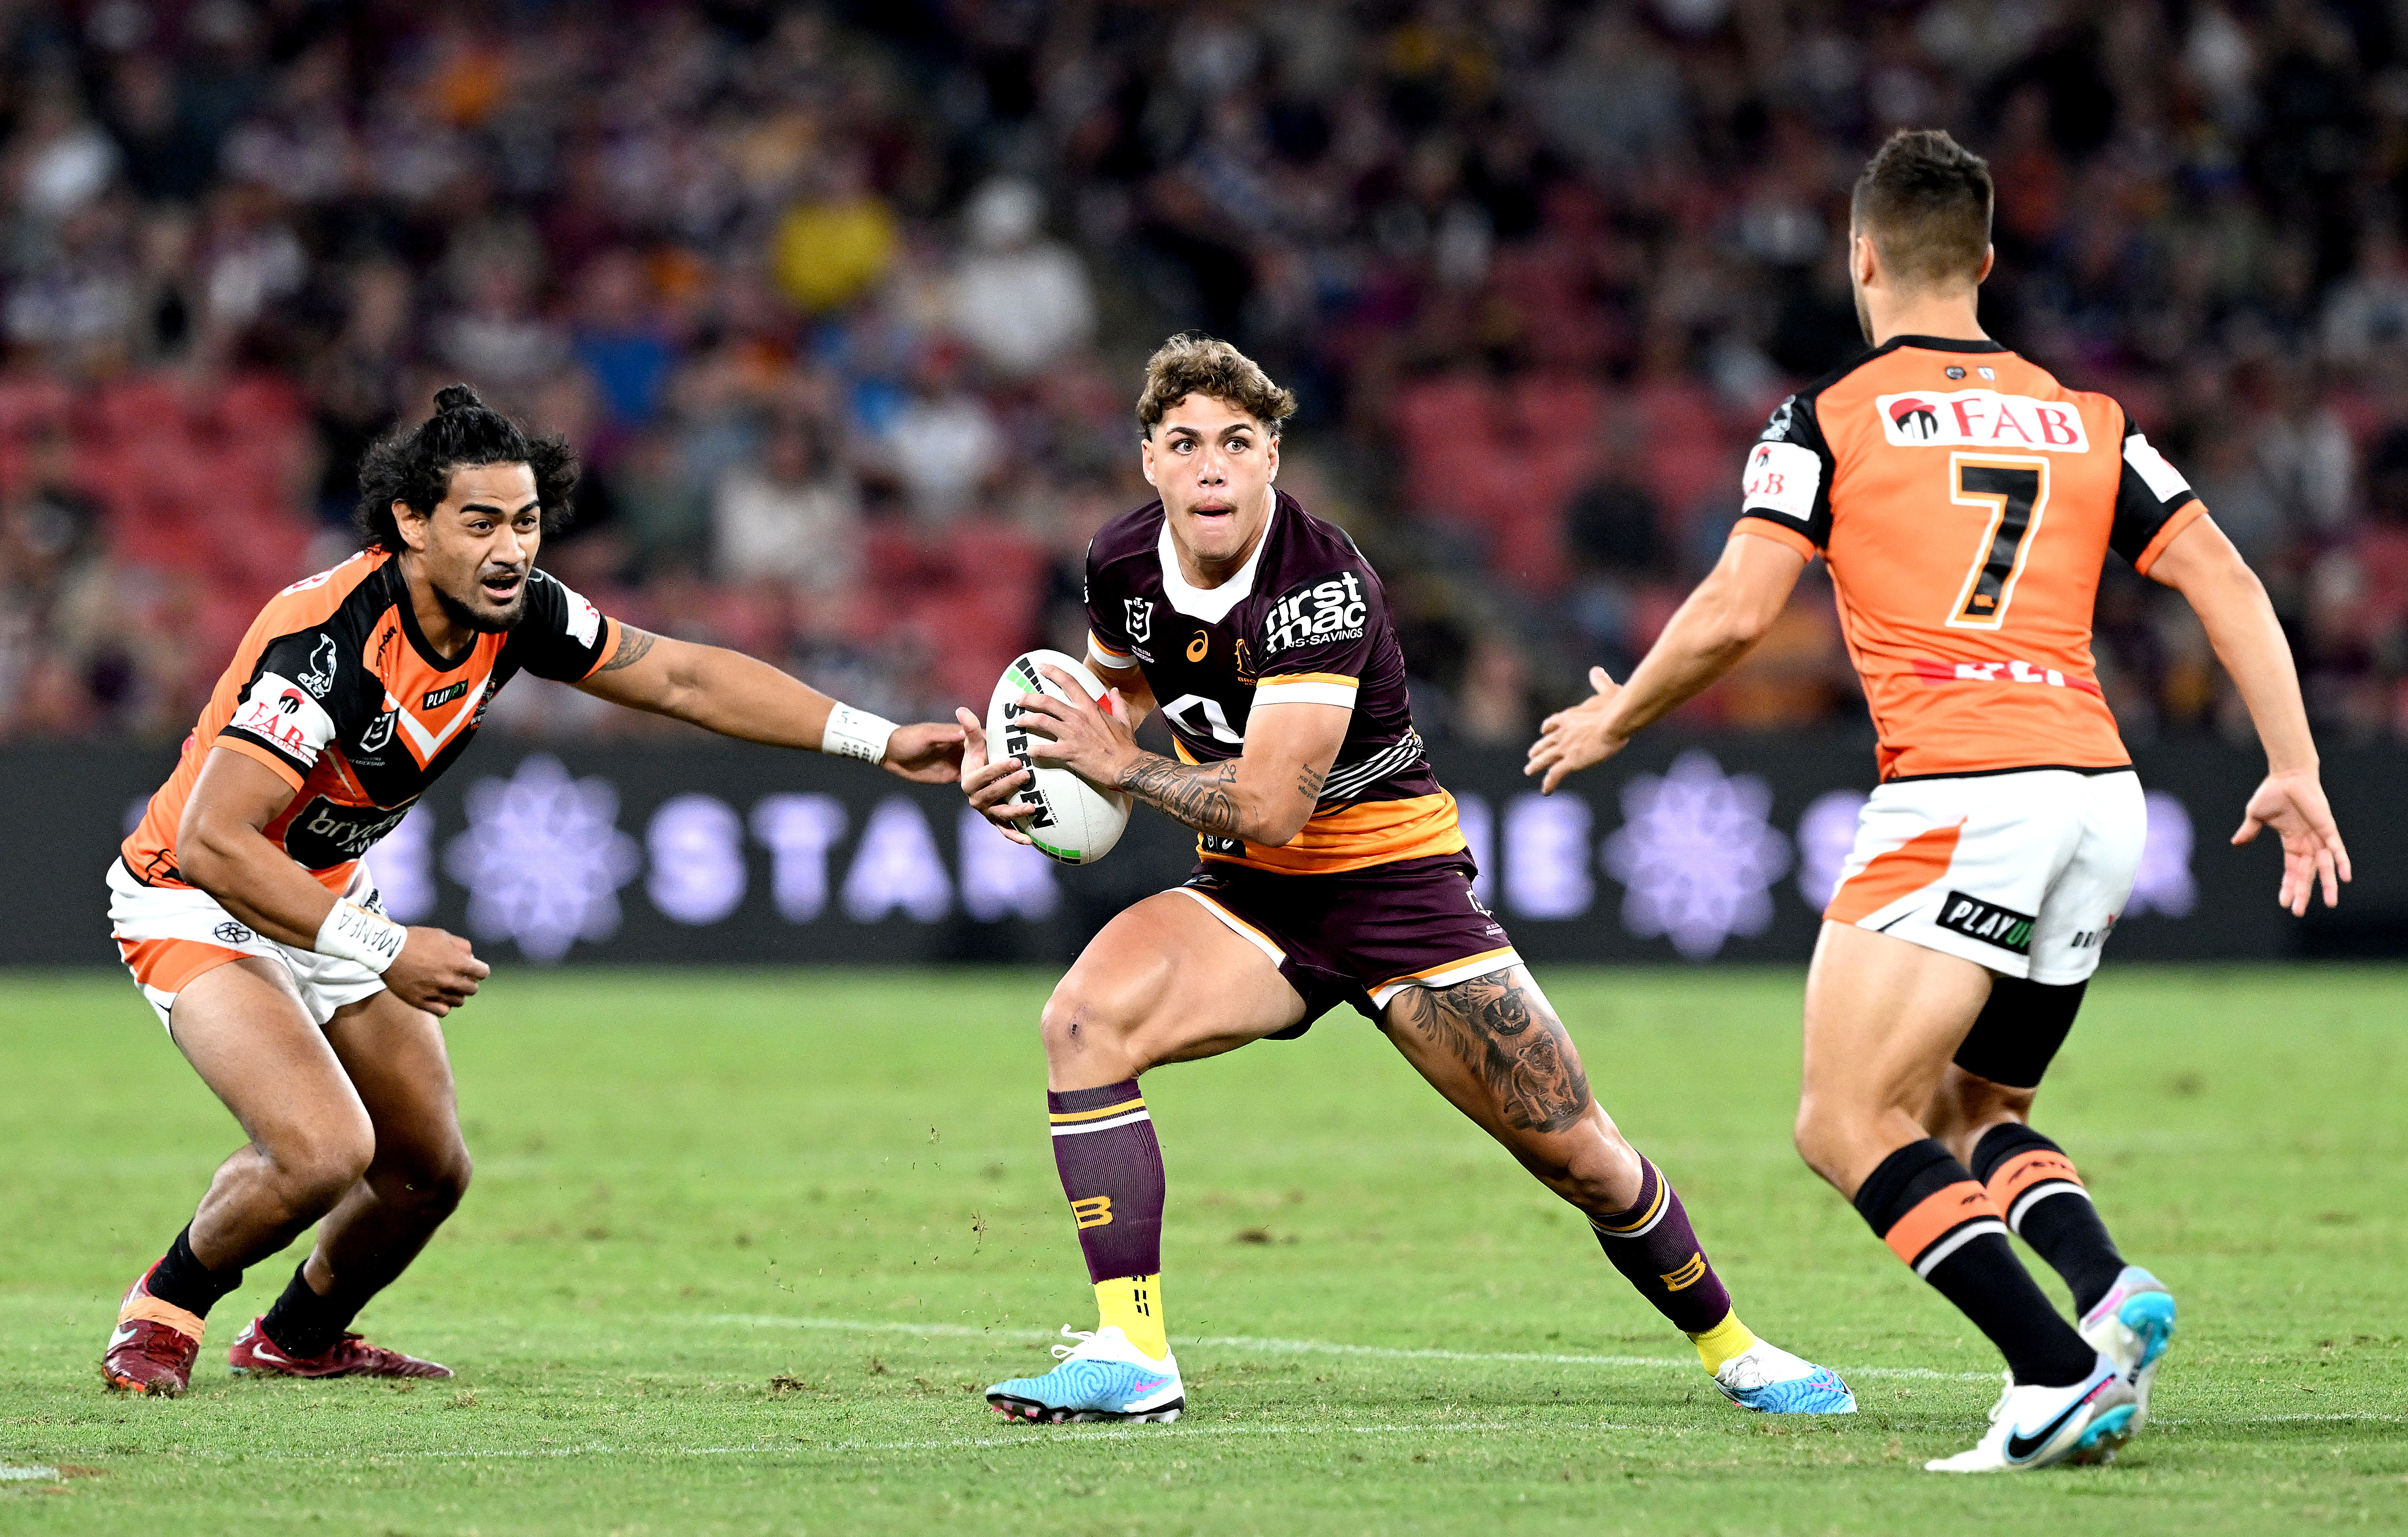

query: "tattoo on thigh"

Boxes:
[1392, 974, 1592, 1133]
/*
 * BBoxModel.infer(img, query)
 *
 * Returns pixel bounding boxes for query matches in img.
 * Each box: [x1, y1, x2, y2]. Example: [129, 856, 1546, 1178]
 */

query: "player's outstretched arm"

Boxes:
[178, 749, 488, 1015]
[576, 624, 964, 782]
[2144, 514, 2351, 914]
[992, 663, 1346, 846]
[1526, 532, 1807, 793]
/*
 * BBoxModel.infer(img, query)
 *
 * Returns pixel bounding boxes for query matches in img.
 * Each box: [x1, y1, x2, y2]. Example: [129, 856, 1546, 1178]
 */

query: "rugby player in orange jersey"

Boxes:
[953, 335, 1853, 1425]
[101, 385, 963, 1397]
[1529, 131, 2349, 1473]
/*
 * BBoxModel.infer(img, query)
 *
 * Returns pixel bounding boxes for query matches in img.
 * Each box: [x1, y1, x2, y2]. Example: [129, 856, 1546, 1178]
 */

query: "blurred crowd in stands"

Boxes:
[3, 0, 2407, 750]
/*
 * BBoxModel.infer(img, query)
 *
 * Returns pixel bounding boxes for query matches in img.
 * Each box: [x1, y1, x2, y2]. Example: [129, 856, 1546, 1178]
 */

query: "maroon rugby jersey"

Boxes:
[1085, 490, 1464, 875]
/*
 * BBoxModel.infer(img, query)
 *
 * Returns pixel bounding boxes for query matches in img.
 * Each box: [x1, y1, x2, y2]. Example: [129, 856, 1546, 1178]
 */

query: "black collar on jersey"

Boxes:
[1874, 334, 2010, 355]
[385, 560, 482, 672]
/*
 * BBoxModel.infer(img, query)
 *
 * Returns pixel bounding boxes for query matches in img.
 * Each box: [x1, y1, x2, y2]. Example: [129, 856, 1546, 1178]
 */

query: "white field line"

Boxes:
[0, 1466, 62, 1481]
[692, 1312, 1994, 1382]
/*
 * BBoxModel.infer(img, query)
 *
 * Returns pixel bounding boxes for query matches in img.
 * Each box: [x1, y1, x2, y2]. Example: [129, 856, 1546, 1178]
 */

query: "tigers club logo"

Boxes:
[297, 634, 339, 698]
[1889, 397, 1941, 441]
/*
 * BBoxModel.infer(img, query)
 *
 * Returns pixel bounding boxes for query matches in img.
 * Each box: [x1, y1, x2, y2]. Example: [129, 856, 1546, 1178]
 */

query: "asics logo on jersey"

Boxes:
[1873, 390, 2091, 452]
[1263, 572, 1368, 656]
[1935, 891, 2036, 956]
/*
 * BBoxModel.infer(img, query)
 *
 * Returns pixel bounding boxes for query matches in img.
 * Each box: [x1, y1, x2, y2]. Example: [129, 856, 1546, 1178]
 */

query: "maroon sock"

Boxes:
[1048, 1080, 1164, 1282]
[1588, 1156, 1735, 1335]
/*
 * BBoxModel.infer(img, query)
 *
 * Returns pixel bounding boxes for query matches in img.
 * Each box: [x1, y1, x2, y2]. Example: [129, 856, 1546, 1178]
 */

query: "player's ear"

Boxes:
[1976, 244, 1995, 284]
[1852, 229, 1878, 288]
[1138, 433, 1157, 487]
[393, 501, 430, 553]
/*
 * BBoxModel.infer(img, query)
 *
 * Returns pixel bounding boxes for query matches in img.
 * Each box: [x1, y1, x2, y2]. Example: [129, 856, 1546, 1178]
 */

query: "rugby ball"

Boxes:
[984, 649, 1133, 865]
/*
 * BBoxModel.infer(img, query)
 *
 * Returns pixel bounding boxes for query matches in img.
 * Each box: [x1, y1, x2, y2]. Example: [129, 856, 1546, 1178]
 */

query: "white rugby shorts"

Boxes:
[106, 859, 389, 1032]
[1822, 768, 2144, 984]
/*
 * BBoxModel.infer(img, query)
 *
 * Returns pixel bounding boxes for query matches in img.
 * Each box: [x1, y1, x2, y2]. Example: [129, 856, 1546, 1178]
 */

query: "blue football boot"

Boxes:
[986, 1326, 1184, 1423]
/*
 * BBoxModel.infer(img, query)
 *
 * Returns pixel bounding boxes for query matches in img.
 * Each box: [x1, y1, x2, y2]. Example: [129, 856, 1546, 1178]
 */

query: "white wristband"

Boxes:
[821, 702, 898, 764]
[316, 899, 407, 974]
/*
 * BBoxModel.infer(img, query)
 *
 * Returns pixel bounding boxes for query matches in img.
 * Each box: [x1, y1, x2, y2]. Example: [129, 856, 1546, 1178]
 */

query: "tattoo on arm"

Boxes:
[1388, 973, 1592, 1133]
[1295, 762, 1328, 803]
[597, 625, 657, 672]
[1117, 753, 1244, 838]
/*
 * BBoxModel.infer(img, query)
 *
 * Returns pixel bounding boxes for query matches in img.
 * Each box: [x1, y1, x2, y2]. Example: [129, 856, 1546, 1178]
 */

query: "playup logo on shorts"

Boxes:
[1935, 890, 2035, 955]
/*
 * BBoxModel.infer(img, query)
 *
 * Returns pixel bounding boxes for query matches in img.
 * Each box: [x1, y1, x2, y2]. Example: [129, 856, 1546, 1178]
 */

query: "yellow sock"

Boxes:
[1687, 1310, 1757, 1374]
[1095, 1273, 1168, 1361]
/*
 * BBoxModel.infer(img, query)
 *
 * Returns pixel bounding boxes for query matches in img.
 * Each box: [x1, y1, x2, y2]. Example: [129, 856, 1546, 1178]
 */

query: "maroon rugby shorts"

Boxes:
[1174, 854, 1523, 1034]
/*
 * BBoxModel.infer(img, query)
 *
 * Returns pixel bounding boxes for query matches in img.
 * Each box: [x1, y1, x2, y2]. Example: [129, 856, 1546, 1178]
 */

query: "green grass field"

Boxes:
[0, 967, 2402, 1535]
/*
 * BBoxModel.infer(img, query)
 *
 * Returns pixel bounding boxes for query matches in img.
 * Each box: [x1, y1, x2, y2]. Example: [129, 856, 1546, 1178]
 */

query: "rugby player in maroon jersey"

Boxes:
[955, 336, 1855, 1423]
[102, 385, 962, 1396]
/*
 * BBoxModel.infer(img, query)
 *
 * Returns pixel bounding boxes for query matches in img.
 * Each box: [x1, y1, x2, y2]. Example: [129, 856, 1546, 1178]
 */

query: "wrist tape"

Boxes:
[821, 702, 898, 764]
[316, 899, 406, 973]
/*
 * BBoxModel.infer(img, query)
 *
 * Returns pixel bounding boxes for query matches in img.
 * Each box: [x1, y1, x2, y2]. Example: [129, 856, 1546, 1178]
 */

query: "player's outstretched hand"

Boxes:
[386, 927, 489, 1018]
[1524, 666, 1630, 794]
[953, 706, 1037, 845]
[2233, 768, 2352, 916]
[1015, 665, 1138, 787]
[881, 721, 966, 784]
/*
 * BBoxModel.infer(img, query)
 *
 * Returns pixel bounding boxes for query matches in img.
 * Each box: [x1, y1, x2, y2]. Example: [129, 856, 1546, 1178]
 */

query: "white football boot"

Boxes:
[1712, 1339, 1857, 1413]
[1924, 1354, 2136, 1472]
[2078, 1265, 2177, 1432]
[985, 1326, 1184, 1423]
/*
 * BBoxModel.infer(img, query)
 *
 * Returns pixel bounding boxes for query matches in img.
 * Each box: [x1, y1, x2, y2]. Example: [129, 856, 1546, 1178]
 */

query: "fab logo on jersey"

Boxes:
[1263, 572, 1369, 657]
[1873, 390, 2091, 452]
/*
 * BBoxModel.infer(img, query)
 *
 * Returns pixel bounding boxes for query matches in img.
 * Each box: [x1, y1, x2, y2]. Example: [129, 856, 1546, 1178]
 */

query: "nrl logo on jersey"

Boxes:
[1124, 596, 1154, 643]
[1875, 390, 2089, 452]
[1263, 571, 1369, 657]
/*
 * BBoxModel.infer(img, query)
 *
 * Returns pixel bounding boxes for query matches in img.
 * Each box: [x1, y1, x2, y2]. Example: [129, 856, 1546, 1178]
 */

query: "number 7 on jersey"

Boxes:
[1946, 453, 2049, 630]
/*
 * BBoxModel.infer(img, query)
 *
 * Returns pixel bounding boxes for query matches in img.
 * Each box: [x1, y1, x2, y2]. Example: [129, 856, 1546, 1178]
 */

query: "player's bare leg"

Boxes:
[1926, 999, 2176, 1429]
[989, 891, 1304, 1422]
[224, 988, 467, 1379]
[1797, 922, 2131, 1466]
[102, 958, 369, 1393]
[1381, 966, 1853, 1412]
[103, 960, 454, 1394]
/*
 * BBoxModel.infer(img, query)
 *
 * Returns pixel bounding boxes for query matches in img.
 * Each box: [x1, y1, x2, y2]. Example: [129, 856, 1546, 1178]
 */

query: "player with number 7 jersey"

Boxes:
[1531, 129, 2350, 1472]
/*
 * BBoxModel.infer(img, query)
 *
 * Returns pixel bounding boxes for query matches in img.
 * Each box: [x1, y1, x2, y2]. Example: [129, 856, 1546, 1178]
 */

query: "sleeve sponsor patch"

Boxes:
[226, 671, 338, 769]
[1740, 441, 1821, 521]
[1262, 571, 1371, 658]
[555, 577, 602, 648]
[2122, 433, 2191, 502]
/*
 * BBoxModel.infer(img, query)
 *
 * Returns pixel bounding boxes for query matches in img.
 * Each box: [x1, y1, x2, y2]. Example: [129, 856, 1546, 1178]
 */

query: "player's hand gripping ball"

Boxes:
[982, 649, 1133, 865]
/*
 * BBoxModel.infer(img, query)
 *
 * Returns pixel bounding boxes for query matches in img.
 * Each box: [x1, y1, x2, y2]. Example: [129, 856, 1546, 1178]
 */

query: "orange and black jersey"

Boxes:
[1732, 336, 2206, 781]
[123, 549, 622, 893]
[1085, 491, 1464, 876]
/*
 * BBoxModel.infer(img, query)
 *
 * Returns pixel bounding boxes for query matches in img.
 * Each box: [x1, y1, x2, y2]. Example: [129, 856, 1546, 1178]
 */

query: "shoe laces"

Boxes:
[1050, 1326, 1095, 1362]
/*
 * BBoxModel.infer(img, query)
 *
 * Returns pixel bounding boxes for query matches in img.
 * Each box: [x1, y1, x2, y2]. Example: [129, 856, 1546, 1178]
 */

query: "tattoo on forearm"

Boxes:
[1388, 974, 1592, 1133]
[1295, 762, 1328, 803]
[1117, 753, 1244, 838]
[598, 625, 656, 672]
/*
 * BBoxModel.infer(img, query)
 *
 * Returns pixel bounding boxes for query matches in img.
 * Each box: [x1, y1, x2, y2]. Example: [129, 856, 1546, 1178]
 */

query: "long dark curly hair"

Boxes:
[353, 384, 579, 553]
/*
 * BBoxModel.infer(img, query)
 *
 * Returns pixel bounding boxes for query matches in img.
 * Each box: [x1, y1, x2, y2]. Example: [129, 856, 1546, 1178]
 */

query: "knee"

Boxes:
[379, 1145, 472, 1218]
[1792, 1095, 1851, 1187]
[1039, 982, 1137, 1071]
[264, 1125, 375, 1217]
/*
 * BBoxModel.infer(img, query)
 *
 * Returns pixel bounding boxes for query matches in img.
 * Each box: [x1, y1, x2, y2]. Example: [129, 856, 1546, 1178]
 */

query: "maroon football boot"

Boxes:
[227, 1316, 452, 1379]
[100, 1263, 205, 1396]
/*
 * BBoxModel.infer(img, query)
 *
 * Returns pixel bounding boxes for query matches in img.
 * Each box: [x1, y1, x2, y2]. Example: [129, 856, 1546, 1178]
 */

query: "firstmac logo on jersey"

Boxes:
[1875, 390, 2090, 452]
[1263, 572, 1368, 656]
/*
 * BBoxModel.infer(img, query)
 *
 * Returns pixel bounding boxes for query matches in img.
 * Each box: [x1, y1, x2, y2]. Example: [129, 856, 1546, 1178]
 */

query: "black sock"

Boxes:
[1972, 1123, 2126, 1317]
[259, 1264, 360, 1359]
[1854, 1139, 2097, 1387]
[145, 1225, 243, 1319]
